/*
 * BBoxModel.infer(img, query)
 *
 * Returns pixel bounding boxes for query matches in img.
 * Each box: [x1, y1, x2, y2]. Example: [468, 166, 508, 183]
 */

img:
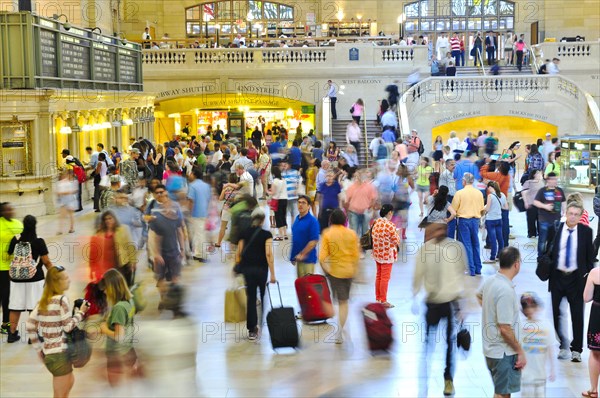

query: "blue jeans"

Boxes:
[501, 209, 510, 248]
[537, 221, 555, 257]
[486, 219, 504, 260]
[447, 195, 456, 239]
[348, 211, 368, 240]
[457, 218, 482, 275]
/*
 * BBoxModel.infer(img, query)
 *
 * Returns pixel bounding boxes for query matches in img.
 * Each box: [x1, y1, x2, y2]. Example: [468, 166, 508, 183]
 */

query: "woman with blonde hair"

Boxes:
[151, 144, 164, 179]
[257, 146, 271, 200]
[99, 269, 137, 387]
[26, 266, 90, 398]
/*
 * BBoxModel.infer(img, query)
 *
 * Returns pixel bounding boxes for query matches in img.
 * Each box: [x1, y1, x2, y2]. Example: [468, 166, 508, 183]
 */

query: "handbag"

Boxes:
[457, 322, 471, 351]
[65, 297, 92, 368]
[268, 198, 279, 211]
[350, 105, 355, 114]
[360, 222, 375, 251]
[418, 207, 435, 229]
[536, 223, 561, 281]
[224, 276, 247, 323]
[513, 190, 527, 212]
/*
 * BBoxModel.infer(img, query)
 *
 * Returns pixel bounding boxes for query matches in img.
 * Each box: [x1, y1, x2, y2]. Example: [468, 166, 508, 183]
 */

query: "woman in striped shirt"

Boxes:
[26, 266, 90, 398]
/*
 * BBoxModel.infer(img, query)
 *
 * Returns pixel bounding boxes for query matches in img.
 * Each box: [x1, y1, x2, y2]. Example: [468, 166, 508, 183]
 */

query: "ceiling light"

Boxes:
[59, 126, 72, 134]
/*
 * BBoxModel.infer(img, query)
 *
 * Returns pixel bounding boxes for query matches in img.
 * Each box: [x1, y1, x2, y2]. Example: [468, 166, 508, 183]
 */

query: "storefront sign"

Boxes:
[157, 85, 217, 99]
[301, 105, 315, 114]
[349, 47, 359, 61]
[340, 79, 382, 85]
[507, 109, 549, 121]
[433, 110, 482, 126]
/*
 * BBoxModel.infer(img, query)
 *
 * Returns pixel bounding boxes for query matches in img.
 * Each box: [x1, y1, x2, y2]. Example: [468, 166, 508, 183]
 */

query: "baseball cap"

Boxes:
[130, 148, 141, 154]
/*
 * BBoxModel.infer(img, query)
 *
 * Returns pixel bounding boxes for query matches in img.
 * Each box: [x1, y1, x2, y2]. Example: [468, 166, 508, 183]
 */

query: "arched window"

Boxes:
[403, 0, 514, 34]
[185, 1, 295, 42]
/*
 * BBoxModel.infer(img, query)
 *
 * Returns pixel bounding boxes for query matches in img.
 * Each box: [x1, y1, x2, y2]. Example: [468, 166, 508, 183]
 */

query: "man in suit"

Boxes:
[549, 202, 594, 363]
[485, 31, 496, 66]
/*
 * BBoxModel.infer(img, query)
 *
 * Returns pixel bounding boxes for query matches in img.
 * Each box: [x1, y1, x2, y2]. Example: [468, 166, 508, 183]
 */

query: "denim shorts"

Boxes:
[485, 354, 521, 394]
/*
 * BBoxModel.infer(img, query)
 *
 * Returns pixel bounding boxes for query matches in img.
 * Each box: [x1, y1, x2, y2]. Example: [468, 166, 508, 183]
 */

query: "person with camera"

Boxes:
[26, 266, 90, 398]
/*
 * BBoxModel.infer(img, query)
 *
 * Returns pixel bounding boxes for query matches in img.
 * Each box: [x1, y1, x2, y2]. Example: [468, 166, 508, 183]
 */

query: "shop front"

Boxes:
[560, 135, 600, 190]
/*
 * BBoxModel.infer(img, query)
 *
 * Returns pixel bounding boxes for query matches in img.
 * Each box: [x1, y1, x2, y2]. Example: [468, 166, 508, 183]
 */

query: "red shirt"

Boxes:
[247, 147, 258, 162]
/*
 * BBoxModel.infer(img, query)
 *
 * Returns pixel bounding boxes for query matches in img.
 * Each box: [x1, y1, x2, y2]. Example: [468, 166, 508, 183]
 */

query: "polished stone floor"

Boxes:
[0, 190, 594, 397]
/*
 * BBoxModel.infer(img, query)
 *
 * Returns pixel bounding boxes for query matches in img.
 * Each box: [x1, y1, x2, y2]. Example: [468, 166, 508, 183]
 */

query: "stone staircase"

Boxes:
[456, 64, 535, 76]
[331, 119, 381, 166]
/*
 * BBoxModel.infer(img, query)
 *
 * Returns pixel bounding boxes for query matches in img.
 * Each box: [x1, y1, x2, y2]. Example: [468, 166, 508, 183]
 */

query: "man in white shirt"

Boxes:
[210, 143, 223, 168]
[436, 33, 449, 60]
[345, 119, 362, 158]
[547, 57, 560, 75]
[233, 163, 254, 197]
[142, 27, 151, 41]
[541, 133, 555, 166]
[231, 148, 253, 173]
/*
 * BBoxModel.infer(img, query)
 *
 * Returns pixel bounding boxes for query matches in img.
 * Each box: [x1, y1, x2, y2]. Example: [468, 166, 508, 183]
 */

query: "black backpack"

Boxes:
[417, 139, 425, 155]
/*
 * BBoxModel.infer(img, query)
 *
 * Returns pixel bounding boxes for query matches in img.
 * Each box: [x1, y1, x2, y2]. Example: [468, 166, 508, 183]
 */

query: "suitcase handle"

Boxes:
[266, 281, 284, 308]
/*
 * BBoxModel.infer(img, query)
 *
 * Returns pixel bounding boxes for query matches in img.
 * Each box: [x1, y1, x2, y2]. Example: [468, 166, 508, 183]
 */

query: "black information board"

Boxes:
[62, 41, 90, 80]
[119, 55, 137, 83]
[93, 48, 116, 81]
[2, 141, 25, 148]
[40, 30, 58, 77]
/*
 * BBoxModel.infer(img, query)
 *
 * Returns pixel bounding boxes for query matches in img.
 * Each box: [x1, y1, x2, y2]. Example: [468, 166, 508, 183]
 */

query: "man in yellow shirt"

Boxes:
[451, 173, 485, 276]
[0, 203, 24, 334]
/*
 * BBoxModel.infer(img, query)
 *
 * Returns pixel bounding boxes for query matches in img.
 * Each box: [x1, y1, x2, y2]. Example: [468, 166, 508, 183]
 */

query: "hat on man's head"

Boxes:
[130, 148, 141, 154]
[110, 175, 121, 184]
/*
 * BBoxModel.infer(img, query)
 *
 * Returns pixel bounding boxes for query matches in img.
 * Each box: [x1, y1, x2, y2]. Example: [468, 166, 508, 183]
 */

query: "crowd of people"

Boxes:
[0, 109, 599, 397]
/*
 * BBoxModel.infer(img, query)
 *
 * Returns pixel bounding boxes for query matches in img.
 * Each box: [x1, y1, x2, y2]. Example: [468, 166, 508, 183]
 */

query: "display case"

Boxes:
[559, 135, 600, 188]
[326, 21, 372, 37]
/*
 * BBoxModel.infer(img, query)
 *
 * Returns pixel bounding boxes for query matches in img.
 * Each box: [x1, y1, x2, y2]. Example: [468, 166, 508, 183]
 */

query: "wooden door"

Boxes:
[530, 22, 539, 45]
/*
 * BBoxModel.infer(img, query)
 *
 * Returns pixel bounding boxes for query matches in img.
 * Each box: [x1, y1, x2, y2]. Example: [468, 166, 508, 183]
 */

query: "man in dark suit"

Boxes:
[485, 31, 496, 66]
[549, 202, 594, 363]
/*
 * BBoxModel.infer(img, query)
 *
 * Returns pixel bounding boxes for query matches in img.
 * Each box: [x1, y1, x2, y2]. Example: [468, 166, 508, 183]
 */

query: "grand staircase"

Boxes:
[456, 64, 535, 76]
[330, 119, 381, 166]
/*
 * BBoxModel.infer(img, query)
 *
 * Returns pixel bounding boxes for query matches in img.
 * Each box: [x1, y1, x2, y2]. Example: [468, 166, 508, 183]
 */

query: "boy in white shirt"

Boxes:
[520, 292, 556, 397]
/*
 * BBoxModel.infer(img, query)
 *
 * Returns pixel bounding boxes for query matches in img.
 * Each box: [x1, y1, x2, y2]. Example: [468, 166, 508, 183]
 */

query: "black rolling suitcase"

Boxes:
[266, 282, 299, 349]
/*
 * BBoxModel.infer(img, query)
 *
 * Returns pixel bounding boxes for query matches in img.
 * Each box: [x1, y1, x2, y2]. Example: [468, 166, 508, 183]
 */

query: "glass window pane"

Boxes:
[506, 16, 513, 29]
[187, 6, 200, 20]
[484, 0, 497, 15]
[421, 19, 433, 30]
[264, 2, 278, 19]
[469, 0, 482, 16]
[468, 18, 482, 29]
[405, 2, 419, 17]
[233, 1, 248, 21]
[421, 0, 435, 17]
[500, 0, 514, 15]
[406, 19, 418, 31]
[436, 19, 449, 31]
[452, 18, 466, 30]
[216, 1, 230, 20]
[203, 3, 215, 21]
[249, 1, 262, 20]
[187, 22, 201, 35]
[280, 5, 293, 20]
[452, 0, 467, 16]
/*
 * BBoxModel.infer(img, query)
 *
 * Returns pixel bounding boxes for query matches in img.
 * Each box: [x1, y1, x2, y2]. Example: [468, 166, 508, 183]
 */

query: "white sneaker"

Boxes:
[360, 253, 365, 259]
[557, 348, 570, 360]
[571, 351, 582, 362]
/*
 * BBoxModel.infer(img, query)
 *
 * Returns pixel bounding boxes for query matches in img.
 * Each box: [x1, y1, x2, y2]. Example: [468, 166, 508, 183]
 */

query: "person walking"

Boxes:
[451, 173, 484, 276]
[371, 204, 401, 308]
[55, 171, 77, 235]
[413, 223, 466, 397]
[6, 215, 53, 343]
[187, 167, 211, 262]
[548, 202, 594, 363]
[416, 157, 434, 217]
[26, 266, 91, 398]
[345, 170, 378, 257]
[269, 166, 288, 241]
[319, 209, 359, 344]
[532, 172, 565, 257]
[483, 181, 507, 264]
[521, 169, 544, 238]
[0, 202, 23, 335]
[345, 119, 362, 158]
[583, 266, 600, 398]
[424, 185, 456, 242]
[235, 208, 276, 341]
[477, 247, 526, 398]
[350, 98, 364, 124]
[317, 171, 342, 233]
[290, 195, 320, 278]
[98, 269, 138, 387]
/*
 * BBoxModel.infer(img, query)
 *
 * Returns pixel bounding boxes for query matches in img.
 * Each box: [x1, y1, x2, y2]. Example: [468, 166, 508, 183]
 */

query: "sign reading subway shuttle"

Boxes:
[35, 16, 142, 90]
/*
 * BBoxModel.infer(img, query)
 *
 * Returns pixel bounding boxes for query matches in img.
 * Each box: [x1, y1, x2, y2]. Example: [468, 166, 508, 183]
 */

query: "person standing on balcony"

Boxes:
[473, 32, 483, 66]
[436, 33, 449, 60]
[485, 31, 496, 66]
[325, 80, 337, 120]
[504, 32, 514, 65]
[142, 27, 151, 48]
[449, 32, 461, 67]
[515, 38, 526, 71]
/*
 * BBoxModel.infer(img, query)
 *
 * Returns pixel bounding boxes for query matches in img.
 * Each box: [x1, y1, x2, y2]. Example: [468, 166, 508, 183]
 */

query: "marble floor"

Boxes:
[0, 191, 594, 397]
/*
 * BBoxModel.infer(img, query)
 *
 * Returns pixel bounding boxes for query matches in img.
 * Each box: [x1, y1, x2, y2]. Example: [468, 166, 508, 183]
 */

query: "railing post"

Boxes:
[363, 106, 369, 168]
[322, 97, 331, 144]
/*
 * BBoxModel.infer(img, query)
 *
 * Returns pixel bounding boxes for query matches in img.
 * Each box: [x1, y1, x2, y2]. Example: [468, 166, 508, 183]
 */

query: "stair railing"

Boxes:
[525, 43, 539, 73]
[363, 106, 370, 168]
[477, 48, 486, 76]
[322, 96, 331, 145]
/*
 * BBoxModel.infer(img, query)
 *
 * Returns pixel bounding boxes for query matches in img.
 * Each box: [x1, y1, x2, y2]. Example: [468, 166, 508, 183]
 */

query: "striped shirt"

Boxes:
[26, 295, 84, 355]
[282, 169, 300, 200]
[450, 37, 460, 52]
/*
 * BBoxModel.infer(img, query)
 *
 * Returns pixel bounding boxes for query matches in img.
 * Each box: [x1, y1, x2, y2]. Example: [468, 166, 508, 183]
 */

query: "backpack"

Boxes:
[72, 165, 87, 183]
[377, 142, 388, 160]
[120, 160, 138, 186]
[485, 137, 496, 154]
[228, 207, 253, 245]
[593, 194, 600, 217]
[417, 138, 424, 155]
[9, 240, 37, 280]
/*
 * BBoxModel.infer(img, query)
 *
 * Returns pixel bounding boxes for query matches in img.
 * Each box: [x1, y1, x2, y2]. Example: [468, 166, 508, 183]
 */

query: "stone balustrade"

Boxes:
[532, 41, 599, 67]
[141, 43, 429, 79]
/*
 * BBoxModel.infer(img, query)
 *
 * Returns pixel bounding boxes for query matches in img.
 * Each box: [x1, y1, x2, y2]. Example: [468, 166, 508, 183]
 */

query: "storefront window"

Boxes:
[560, 137, 600, 188]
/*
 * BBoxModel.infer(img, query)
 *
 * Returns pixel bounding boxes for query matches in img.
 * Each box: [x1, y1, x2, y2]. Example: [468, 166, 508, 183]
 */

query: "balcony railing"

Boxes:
[531, 41, 599, 68]
[141, 44, 428, 75]
[399, 75, 600, 136]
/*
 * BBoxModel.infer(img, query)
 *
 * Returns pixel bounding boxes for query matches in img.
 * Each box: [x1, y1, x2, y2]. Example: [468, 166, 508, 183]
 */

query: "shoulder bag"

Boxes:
[233, 228, 262, 274]
[360, 220, 376, 251]
[536, 223, 561, 281]
[64, 297, 92, 368]
[418, 207, 436, 229]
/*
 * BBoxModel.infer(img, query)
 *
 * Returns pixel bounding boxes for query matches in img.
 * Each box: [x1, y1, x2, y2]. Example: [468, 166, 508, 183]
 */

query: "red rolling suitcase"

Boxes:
[362, 303, 393, 351]
[294, 274, 334, 323]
